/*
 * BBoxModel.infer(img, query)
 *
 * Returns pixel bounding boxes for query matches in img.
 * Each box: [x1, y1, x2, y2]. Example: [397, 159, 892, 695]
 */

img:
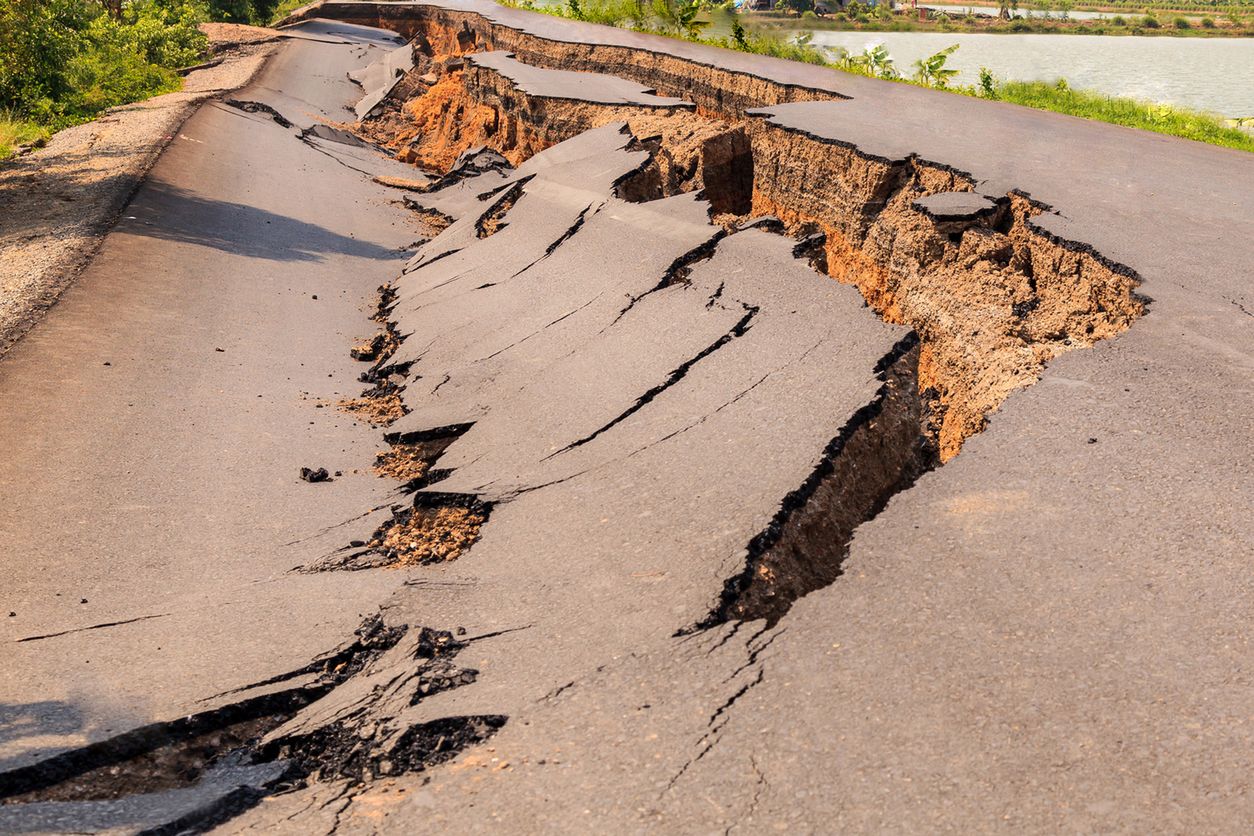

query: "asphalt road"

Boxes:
[1, 6, 1251, 834]
[0, 19, 420, 777]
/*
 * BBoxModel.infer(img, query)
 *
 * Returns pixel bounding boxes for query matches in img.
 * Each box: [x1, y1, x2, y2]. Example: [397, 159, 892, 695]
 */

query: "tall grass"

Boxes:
[990, 79, 1254, 151]
[0, 111, 47, 159]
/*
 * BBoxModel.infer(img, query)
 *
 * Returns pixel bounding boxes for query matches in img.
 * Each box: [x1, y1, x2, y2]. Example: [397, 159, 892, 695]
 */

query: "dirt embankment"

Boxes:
[0, 25, 282, 357]
[339, 7, 1144, 463]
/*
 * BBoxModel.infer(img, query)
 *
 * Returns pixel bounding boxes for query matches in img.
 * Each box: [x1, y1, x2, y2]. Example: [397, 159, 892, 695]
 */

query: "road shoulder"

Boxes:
[0, 26, 284, 358]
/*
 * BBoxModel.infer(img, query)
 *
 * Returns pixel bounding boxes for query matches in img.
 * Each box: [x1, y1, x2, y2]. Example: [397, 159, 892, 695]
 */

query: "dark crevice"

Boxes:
[15, 613, 171, 643]
[223, 99, 293, 129]
[506, 201, 599, 279]
[549, 303, 757, 459]
[310, 492, 491, 572]
[605, 230, 726, 330]
[704, 280, 725, 309]
[685, 333, 936, 630]
[474, 177, 530, 239]
[0, 616, 406, 805]
[261, 628, 503, 785]
[273, 716, 506, 789]
[404, 244, 462, 273]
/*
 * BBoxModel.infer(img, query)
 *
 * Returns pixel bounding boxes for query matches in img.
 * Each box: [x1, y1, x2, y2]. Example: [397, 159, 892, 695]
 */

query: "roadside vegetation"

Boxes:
[0, 0, 286, 160]
[750, 2, 1253, 39]
[499, 0, 1254, 152]
[268, 0, 311, 22]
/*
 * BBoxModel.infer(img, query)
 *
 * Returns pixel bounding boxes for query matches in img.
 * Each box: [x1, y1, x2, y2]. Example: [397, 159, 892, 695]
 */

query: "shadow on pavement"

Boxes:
[120, 179, 402, 263]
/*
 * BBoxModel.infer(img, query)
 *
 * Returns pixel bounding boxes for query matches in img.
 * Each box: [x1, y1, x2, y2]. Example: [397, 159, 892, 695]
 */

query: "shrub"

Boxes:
[60, 31, 182, 120]
[978, 66, 996, 98]
[1142, 14, 1160, 27]
[1201, 16, 1215, 28]
[0, 0, 206, 129]
[207, 0, 253, 22]
[123, 0, 209, 68]
[1173, 16, 1190, 28]
[1111, 14, 1126, 25]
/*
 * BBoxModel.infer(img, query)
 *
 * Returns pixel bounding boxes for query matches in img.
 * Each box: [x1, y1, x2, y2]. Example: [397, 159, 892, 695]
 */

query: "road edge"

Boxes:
[0, 39, 284, 360]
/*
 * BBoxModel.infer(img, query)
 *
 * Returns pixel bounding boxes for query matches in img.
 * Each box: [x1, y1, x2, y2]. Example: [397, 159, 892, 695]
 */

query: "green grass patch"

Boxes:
[0, 112, 48, 159]
[989, 80, 1254, 151]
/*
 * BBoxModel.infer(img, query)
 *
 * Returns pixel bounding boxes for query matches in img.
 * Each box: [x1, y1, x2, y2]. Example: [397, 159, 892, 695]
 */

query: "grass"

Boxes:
[0, 113, 49, 160]
[989, 80, 1254, 150]
[497, 1, 1253, 153]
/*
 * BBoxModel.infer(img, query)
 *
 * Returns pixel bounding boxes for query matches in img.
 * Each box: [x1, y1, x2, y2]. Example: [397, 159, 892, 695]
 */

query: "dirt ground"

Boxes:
[0, 26, 283, 357]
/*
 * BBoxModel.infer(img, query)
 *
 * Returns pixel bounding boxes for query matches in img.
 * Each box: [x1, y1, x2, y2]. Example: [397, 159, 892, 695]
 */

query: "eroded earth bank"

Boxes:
[1, 1, 1251, 833]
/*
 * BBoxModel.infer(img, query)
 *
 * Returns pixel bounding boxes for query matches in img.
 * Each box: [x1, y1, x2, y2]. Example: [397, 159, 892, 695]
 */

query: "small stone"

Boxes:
[80, 598, 88, 604]
[300, 467, 331, 483]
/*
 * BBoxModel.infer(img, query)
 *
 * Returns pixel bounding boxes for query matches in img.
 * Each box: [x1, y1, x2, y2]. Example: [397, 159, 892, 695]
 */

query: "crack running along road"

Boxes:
[0, 20, 421, 774]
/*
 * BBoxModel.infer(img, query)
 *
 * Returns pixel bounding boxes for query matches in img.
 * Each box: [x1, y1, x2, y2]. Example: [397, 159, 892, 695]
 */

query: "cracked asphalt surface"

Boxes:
[2, 5, 1252, 834]
[0, 15, 419, 793]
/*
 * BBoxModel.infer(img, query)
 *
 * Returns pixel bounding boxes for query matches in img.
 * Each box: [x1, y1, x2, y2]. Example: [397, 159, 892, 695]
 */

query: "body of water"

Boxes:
[806, 30, 1254, 116]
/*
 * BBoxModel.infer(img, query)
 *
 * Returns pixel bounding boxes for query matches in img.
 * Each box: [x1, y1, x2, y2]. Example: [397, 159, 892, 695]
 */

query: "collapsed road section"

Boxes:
[2, 1, 1251, 833]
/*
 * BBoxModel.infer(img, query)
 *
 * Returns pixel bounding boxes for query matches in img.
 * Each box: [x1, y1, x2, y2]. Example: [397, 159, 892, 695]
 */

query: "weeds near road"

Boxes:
[0, 110, 47, 158]
[986, 76, 1254, 151]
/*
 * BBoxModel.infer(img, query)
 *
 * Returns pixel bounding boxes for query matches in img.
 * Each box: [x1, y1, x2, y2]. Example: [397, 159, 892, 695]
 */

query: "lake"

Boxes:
[804, 30, 1254, 116]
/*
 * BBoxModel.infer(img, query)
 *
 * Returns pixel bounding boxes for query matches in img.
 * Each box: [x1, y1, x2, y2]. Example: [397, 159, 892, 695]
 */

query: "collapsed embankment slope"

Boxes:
[239, 4, 1252, 833]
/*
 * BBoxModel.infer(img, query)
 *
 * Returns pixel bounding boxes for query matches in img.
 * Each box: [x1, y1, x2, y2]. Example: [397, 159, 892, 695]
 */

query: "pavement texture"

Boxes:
[1, 4, 1251, 835]
[0, 18, 428, 824]
[0, 30, 280, 358]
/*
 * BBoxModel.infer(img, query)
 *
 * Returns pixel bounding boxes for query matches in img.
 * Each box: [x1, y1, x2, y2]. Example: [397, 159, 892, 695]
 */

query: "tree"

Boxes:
[996, 0, 1018, 18]
[913, 44, 959, 87]
[863, 42, 896, 78]
[0, 0, 93, 113]
[206, 0, 253, 22]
